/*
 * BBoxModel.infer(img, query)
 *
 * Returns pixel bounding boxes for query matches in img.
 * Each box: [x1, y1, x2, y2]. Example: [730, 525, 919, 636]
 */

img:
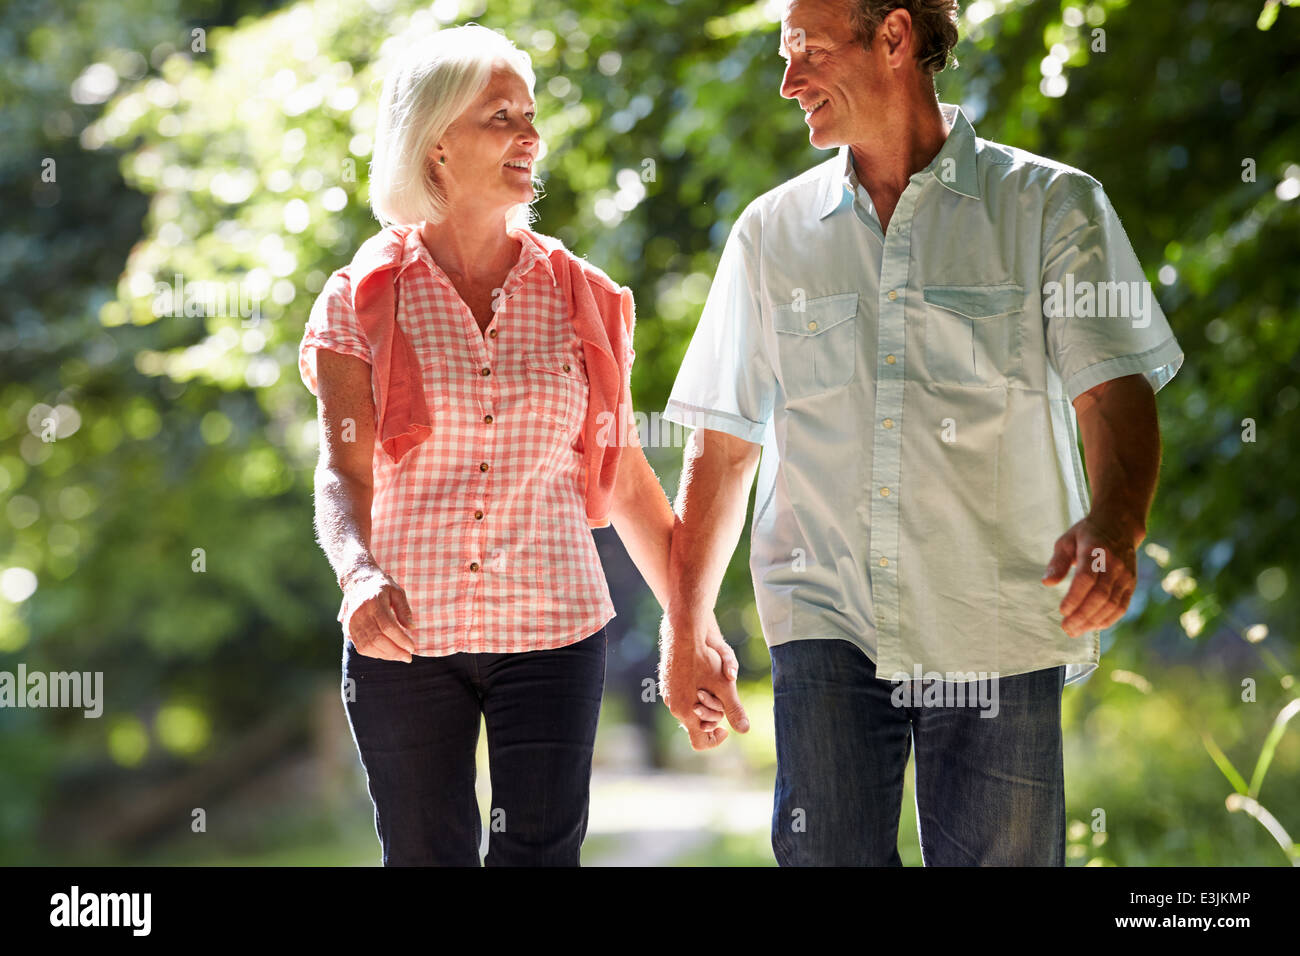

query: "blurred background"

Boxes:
[2, 0, 1298, 866]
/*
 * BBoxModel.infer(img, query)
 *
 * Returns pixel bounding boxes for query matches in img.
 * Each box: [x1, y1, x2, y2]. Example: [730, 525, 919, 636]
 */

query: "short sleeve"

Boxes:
[298, 269, 372, 397]
[1041, 178, 1184, 404]
[662, 207, 774, 443]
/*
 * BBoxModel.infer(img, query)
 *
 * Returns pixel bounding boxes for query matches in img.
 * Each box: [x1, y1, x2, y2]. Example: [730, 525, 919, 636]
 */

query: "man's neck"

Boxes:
[848, 95, 951, 201]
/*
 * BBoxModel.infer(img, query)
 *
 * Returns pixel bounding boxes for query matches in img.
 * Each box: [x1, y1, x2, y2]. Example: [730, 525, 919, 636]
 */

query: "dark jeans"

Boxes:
[771, 638, 1065, 866]
[342, 627, 607, 866]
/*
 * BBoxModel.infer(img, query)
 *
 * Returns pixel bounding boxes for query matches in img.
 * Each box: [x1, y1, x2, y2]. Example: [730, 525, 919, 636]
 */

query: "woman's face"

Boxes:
[433, 63, 538, 218]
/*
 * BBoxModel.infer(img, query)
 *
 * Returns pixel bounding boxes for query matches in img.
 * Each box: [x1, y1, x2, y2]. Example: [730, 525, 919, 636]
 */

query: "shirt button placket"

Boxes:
[870, 180, 921, 675]
[470, 288, 508, 643]
[474, 330, 496, 592]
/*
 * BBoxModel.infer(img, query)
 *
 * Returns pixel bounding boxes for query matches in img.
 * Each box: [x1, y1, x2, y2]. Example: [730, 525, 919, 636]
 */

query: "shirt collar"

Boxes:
[509, 226, 559, 286]
[818, 102, 981, 219]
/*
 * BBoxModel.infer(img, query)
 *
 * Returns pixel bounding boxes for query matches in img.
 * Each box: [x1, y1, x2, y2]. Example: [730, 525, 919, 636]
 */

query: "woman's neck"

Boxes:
[418, 213, 520, 283]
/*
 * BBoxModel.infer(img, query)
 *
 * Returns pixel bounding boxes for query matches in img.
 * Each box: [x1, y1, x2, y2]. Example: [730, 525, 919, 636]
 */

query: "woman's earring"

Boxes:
[438, 155, 447, 165]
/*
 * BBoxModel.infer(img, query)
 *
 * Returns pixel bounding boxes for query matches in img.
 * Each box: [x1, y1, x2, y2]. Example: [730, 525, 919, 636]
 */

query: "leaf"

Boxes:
[1248, 697, 1300, 798]
[1201, 731, 1249, 794]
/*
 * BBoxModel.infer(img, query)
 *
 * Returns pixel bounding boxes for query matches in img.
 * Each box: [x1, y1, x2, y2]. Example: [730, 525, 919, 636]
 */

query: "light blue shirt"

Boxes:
[663, 103, 1183, 685]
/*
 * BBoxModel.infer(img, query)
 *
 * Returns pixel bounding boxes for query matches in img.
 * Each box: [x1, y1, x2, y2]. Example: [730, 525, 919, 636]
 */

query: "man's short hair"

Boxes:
[846, 0, 961, 76]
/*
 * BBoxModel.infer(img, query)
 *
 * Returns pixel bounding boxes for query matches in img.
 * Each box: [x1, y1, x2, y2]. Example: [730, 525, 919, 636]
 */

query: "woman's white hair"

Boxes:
[369, 24, 539, 229]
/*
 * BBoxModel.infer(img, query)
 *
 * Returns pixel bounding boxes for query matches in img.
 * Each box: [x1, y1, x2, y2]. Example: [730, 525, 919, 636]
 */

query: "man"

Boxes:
[658, 0, 1183, 866]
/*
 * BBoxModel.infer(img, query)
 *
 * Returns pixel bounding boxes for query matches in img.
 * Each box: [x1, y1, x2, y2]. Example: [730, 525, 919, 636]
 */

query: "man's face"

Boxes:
[779, 0, 888, 149]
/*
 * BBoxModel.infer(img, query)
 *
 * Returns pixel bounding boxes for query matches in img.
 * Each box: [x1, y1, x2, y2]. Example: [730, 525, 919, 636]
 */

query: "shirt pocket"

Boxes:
[921, 283, 1024, 386]
[772, 292, 859, 400]
[525, 351, 587, 431]
[413, 348, 452, 413]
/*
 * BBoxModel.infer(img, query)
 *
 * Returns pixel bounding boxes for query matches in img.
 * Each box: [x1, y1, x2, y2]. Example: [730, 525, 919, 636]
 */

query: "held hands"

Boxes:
[659, 612, 750, 751]
[342, 566, 417, 662]
[1042, 513, 1139, 638]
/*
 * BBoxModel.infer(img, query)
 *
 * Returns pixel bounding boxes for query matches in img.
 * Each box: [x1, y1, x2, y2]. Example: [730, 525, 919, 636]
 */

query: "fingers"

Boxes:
[1058, 572, 1099, 634]
[659, 622, 743, 747]
[375, 590, 417, 654]
[694, 642, 746, 731]
[692, 713, 721, 732]
[715, 680, 751, 733]
[1041, 533, 1076, 586]
[693, 689, 724, 730]
[1057, 535, 1098, 620]
[685, 722, 730, 751]
[668, 691, 724, 739]
[697, 688, 726, 715]
[352, 632, 414, 662]
[704, 628, 739, 681]
[342, 571, 417, 660]
[700, 726, 729, 749]
[692, 705, 722, 728]
[1060, 534, 1135, 634]
[1052, 519, 1140, 636]
[1065, 575, 1127, 636]
[389, 586, 415, 631]
[350, 588, 415, 661]
[672, 690, 721, 731]
[674, 705, 719, 736]
[1098, 585, 1135, 628]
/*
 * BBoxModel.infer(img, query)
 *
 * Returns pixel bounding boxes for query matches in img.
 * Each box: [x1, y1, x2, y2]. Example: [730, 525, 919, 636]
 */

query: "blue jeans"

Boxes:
[342, 627, 607, 866]
[771, 638, 1065, 866]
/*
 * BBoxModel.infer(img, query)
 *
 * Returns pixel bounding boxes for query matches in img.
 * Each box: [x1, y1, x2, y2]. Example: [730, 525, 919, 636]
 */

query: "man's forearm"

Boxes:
[1074, 374, 1161, 546]
[666, 429, 761, 639]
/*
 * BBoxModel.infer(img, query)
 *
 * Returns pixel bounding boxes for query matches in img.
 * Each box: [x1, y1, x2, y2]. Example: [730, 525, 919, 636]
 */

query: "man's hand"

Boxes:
[1042, 514, 1138, 637]
[659, 614, 750, 750]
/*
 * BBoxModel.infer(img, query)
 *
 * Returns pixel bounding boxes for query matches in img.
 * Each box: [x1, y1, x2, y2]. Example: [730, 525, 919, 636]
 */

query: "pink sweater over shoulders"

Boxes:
[342, 223, 637, 529]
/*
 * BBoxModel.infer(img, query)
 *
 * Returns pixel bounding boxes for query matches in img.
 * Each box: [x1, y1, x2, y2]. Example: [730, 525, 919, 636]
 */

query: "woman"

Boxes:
[298, 24, 733, 866]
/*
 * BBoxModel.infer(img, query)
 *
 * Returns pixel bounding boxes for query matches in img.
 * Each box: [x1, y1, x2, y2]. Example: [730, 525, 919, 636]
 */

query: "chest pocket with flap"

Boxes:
[772, 291, 859, 400]
[525, 350, 587, 434]
[922, 283, 1024, 386]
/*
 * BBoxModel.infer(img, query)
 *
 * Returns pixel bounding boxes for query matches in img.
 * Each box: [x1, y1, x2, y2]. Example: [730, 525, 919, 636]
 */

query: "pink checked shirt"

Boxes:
[299, 226, 619, 655]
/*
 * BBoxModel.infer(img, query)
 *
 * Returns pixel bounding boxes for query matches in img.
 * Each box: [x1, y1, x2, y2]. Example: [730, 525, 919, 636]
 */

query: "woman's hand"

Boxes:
[342, 566, 418, 662]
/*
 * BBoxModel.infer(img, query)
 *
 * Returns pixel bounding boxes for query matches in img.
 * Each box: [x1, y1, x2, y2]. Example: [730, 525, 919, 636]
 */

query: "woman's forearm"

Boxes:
[608, 445, 676, 611]
[314, 465, 382, 588]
